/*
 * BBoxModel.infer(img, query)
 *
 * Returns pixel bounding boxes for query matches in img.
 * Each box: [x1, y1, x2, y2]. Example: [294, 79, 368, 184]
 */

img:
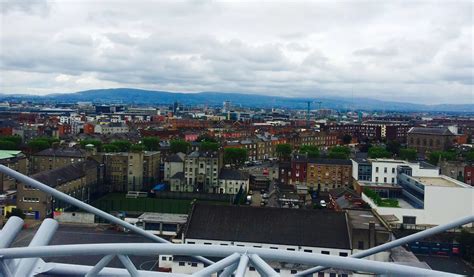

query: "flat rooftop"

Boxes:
[346, 210, 388, 231]
[413, 176, 471, 188]
[138, 212, 188, 224]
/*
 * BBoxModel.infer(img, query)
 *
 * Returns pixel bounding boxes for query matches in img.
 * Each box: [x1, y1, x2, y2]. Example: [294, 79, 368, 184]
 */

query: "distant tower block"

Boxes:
[223, 101, 231, 112]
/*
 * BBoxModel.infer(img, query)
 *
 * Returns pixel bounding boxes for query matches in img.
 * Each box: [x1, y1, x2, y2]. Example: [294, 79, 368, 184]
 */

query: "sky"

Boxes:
[0, 0, 473, 105]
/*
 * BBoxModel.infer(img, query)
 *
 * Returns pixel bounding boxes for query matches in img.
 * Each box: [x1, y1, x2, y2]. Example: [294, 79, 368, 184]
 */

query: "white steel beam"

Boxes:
[85, 255, 116, 277]
[0, 216, 24, 248]
[296, 214, 474, 276]
[0, 243, 456, 276]
[192, 253, 240, 277]
[0, 164, 213, 266]
[14, 218, 58, 277]
[234, 254, 249, 277]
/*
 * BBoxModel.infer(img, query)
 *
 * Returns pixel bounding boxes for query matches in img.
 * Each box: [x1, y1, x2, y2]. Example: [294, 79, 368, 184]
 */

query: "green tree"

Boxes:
[386, 140, 401, 156]
[111, 140, 131, 152]
[276, 144, 292, 159]
[224, 147, 248, 166]
[300, 145, 320, 158]
[399, 148, 417, 161]
[342, 134, 352, 145]
[429, 151, 456, 165]
[196, 134, 217, 143]
[328, 146, 351, 159]
[28, 139, 50, 152]
[102, 144, 120, 153]
[130, 144, 145, 152]
[200, 141, 219, 152]
[170, 139, 191, 153]
[368, 146, 392, 159]
[142, 136, 160, 151]
[0, 135, 22, 148]
[0, 140, 17, 150]
[6, 208, 25, 219]
[463, 149, 474, 162]
[80, 139, 102, 151]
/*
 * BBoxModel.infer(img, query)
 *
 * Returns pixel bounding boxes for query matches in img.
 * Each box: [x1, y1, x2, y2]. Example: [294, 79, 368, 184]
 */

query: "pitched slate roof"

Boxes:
[166, 153, 185, 163]
[33, 147, 87, 158]
[31, 159, 98, 187]
[185, 203, 351, 249]
[218, 169, 249, 180]
[408, 127, 454, 136]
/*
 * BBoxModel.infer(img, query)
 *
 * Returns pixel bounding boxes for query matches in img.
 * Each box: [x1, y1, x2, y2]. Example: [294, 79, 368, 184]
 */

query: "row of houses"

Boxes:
[164, 151, 249, 194]
[278, 155, 353, 192]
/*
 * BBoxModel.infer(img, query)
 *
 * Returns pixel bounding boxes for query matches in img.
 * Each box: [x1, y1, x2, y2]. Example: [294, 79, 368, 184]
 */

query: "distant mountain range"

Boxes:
[0, 88, 472, 113]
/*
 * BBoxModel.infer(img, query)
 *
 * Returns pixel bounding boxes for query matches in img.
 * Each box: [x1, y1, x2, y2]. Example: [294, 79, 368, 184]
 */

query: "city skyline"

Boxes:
[0, 0, 472, 105]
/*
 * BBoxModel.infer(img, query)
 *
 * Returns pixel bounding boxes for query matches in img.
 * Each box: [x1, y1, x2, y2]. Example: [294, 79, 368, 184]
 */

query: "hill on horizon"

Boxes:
[0, 88, 472, 113]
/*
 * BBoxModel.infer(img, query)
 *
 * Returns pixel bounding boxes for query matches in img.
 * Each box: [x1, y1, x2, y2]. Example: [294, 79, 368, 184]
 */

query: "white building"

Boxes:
[360, 168, 473, 227]
[164, 153, 185, 182]
[159, 204, 383, 277]
[217, 168, 249, 194]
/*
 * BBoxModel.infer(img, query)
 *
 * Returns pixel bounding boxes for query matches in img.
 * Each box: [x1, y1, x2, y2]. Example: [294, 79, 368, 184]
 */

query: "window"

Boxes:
[330, 273, 337, 277]
[191, 263, 197, 267]
[23, 197, 40, 203]
[384, 167, 387, 173]
[304, 249, 312, 253]
[321, 251, 330, 255]
[287, 248, 295, 251]
[291, 270, 298, 274]
[403, 216, 416, 225]
[391, 178, 395, 184]
[375, 167, 379, 173]
[161, 257, 166, 261]
[249, 267, 256, 271]
[178, 262, 185, 266]
[375, 177, 379, 182]
[392, 168, 395, 173]
[339, 252, 348, 257]
[384, 177, 387, 183]
[318, 273, 325, 277]
[187, 241, 195, 244]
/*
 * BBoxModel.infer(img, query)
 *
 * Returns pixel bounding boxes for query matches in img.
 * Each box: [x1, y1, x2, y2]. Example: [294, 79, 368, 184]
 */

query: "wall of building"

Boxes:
[55, 211, 95, 224]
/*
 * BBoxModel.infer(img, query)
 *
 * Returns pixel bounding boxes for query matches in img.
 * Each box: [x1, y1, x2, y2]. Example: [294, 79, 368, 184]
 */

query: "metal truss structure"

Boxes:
[0, 164, 472, 277]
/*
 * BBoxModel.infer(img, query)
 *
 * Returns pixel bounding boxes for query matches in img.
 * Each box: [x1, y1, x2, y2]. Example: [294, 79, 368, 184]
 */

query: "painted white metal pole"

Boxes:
[0, 216, 24, 248]
[220, 262, 239, 277]
[0, 165, 213, 266]
[192, 253, 240, 277]
[14, 218, 58, 277]
[248, 254, 279, 277]
[234, 254, 250, 277]
[0, 243, 457, 276]
[297, 214, 474, 276]
[85, 255, 116, 277]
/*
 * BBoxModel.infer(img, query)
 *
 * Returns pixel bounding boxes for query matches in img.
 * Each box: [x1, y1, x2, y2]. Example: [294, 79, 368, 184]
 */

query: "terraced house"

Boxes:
[16, 159, 102, 220]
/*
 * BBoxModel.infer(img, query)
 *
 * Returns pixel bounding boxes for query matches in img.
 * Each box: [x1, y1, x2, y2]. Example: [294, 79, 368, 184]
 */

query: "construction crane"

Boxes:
[305, 100, 322, 127]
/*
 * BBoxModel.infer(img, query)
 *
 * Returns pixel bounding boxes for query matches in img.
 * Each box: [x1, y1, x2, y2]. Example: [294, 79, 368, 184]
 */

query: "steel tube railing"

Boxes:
[0, 164, 213, 266]
[297, 214, 474, 276]
[0, 243, 458, 276]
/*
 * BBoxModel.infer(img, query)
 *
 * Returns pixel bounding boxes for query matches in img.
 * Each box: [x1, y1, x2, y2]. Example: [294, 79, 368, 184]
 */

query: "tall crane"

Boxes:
[305, 100, 322, 127]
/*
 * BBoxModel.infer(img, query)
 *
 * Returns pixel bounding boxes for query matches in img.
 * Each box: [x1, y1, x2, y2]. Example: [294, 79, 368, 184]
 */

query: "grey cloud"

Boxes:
[0, 1, 472, 104]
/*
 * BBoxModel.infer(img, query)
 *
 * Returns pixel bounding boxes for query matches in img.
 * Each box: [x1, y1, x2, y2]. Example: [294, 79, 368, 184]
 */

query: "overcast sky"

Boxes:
[0, 0, 472, 104]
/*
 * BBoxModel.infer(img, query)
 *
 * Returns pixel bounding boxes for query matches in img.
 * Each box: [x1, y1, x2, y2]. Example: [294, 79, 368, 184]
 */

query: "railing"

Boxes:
[0, 164, 472, 277]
